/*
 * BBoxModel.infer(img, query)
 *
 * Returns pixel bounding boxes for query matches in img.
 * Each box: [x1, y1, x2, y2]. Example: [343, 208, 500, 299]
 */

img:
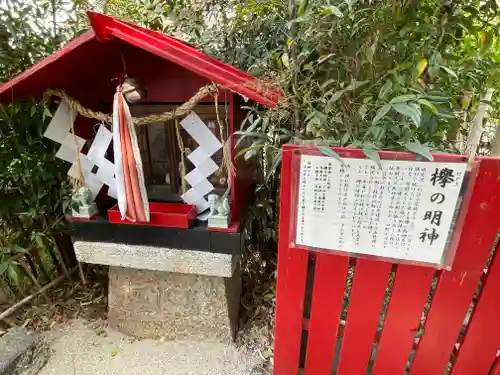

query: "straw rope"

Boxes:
[69, 106, 84, 187]
[44, 83, 220, 126]
[214, 91, 236, 179]
[174, 118, 188, 194]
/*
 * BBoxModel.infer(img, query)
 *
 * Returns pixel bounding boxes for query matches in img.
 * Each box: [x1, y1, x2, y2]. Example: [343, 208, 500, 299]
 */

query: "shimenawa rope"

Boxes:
[44, 83, 220, 126]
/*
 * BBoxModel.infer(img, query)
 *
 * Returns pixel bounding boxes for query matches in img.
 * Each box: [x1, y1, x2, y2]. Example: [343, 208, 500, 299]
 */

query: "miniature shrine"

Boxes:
[0, 11, 280, 341]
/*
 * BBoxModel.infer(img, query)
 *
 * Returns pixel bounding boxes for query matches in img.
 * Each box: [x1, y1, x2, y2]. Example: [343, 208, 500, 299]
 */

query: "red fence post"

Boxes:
[410, 159, 500, 375]
[371, 265, 435, 375]
[303, 252, 349, 375]
[451, 241, 500, 375]
[336, 259, 392, 375]
[274, 145, 308, 375]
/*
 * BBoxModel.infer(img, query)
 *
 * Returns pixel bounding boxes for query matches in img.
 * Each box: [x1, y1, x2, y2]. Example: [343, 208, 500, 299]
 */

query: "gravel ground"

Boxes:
[38, 319, 262, 375]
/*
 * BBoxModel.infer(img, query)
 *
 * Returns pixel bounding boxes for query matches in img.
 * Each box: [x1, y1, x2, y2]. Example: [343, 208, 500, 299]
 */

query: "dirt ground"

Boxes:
[38, 318, 264, 375]
[5, 263, 275, 375]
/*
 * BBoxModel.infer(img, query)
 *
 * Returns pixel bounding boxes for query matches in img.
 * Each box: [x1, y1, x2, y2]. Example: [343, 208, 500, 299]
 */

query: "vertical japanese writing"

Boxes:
[296, 154, 467, 265]
[298, 160, 311, 244]
[419, 167, 455, 245]
[337, 164, 350, 247]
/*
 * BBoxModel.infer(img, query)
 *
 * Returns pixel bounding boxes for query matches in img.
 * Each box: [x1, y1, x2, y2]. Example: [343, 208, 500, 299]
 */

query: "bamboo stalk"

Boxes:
[3, 262, 27, 299]
[44, 215, 76, 272]
[465, 88, 495, 159]
[46, 245, 64, 278]
[11, 279, 26, 299]
[53, 231, 78, 268]
[0, 267, 77, 322]
[49, 236, 70, 279]
[0, 277, 15, 302]
[491, 120, 500, 156]
[2, 251, 30, 267]
[17, 257, 51, 304]
[78, 262, 87, 288]
[288, 0, 300, 133]
[0, 245, 48, 267]
[24, 254, 39, 279]
[30, 249, 50, 282]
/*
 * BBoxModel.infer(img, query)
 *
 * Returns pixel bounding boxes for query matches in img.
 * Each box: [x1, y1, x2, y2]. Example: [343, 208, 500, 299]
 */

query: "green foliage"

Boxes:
[211, 0, 500, 247]
[0, 0, 79, 290]
[0, 0, 92, 82]
[0, 102, 72, 285]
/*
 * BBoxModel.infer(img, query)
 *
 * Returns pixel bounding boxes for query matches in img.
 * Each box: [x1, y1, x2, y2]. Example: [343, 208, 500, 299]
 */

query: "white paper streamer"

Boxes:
[180, 111, 222, 213]
[112, 91, 127, 219]
[122, 93, 150, 222]
[44, 101, 77, 144]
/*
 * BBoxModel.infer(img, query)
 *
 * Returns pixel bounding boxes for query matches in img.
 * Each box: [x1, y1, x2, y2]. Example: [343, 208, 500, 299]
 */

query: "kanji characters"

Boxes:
[420, 228, 439, 245]
[430, 168, 455, 188]
[423, 210, 443, 226]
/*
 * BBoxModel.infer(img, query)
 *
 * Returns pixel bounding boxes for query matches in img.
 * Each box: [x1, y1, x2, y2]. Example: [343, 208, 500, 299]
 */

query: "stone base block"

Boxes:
[108, 266, 241, 342]
[208, 214, 230, 229]
[0, 328, 48, 375]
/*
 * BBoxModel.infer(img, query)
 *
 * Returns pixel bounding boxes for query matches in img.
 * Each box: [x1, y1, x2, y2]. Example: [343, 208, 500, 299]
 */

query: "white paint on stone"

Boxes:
[74, 241, 238, 277]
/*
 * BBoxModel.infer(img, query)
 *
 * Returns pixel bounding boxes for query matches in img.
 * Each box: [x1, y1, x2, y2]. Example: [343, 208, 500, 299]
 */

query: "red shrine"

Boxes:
[0, 11, 281, 235]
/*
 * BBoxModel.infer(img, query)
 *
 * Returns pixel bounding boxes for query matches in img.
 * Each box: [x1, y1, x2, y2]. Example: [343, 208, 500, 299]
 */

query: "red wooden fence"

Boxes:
[274, 144, 500, 375]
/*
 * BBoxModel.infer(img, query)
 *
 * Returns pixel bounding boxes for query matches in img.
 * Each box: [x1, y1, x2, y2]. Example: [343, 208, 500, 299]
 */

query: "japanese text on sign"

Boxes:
[295, 155, 467, 265]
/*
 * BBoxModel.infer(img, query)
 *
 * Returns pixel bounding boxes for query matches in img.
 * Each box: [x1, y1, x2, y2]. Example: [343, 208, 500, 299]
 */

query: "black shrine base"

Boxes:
[70, 215, 242, 255]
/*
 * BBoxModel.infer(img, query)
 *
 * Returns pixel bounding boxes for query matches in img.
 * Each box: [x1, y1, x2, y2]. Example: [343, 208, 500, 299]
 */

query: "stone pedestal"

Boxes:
[108, 265, 241, 342]
[73, 241, 241, 342]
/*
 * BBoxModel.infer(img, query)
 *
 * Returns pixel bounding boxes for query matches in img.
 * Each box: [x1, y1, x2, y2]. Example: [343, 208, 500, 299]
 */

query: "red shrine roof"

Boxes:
[0, 11, 281, 107]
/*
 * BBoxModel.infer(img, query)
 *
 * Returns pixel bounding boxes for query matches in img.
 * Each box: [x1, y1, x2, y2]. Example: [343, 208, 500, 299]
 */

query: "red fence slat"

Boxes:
[410, 159, 500, 375]
[371, 265, 435, 375]
[304, 253, 349, 375]
[492, 359, 500, 375]
[273, 246, 309, 375]
[336, 259, 392, 375]
[451, 243, 500, 375]
[274, 146, 309, 375]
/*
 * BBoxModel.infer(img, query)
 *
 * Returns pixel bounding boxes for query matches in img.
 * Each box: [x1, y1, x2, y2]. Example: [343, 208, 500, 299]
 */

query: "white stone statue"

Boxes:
[207, 193, 231, 228]
[71, 186, 98, 219]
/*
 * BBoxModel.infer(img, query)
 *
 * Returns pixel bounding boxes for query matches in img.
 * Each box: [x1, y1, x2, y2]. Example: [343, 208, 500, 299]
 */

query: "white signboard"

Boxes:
[295, 155, 467, 265]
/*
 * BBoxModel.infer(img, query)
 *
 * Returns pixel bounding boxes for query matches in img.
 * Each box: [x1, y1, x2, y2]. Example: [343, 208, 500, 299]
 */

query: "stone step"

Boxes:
[0, 328, 48, 375]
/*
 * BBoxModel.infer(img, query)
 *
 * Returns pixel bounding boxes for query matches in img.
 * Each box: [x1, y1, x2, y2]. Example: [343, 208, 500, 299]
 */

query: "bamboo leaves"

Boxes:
[318, 146, 343, 164]
[0, 101, 72, 292]
[327, 80, 369, 105]
[440, 65, 458, 79]
[372, 99, 423, 127]
[0, 261, 8, 276]
[391, 102, 422, 126]
[389, 94, 418, 104]
[417, 58, 428, 78]
[362, 144, 382, 168]
[372, 104, 391, 125]
[378, 81, 392, 100]
[321, 5, 343, 17]
[405, 141, 434, 161]
[480, 30, 494, 54]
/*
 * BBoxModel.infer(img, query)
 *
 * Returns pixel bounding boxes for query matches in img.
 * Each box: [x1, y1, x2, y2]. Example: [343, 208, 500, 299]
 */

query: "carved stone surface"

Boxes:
[108, 266, 241, 342]
[207, 215, 231, 228]
[74, 241, 239, 277]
